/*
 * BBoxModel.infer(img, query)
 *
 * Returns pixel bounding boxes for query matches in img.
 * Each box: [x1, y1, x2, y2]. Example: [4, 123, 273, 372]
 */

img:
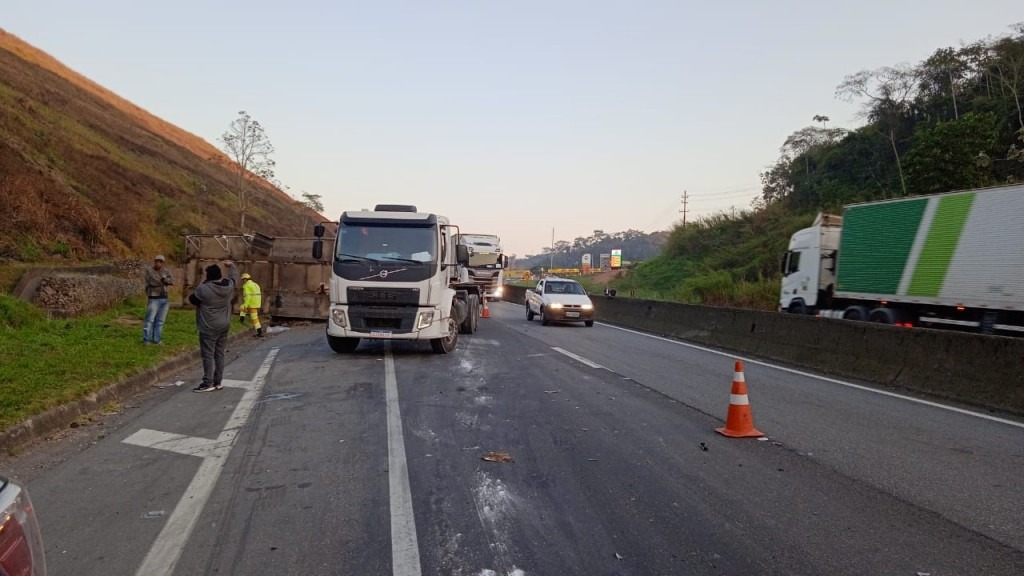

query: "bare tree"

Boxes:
[837, 64, 920, 196]
[992, 24, 1024, 130]
[300, 191, 324, 213]
[220, 111, 276, 232]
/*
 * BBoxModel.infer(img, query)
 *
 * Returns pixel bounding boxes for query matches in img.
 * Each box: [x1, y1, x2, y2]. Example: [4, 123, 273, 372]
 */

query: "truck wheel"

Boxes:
[540, 307, 551, 326]
[869, 308, 897, 325]
[327, 335, 360, 353]
[787, 300, 808, 315]
[842, 306, 871, 321]
[526, 304, 535, 321]
[460, 296, 479, 334]
[431, 317, 459, 354]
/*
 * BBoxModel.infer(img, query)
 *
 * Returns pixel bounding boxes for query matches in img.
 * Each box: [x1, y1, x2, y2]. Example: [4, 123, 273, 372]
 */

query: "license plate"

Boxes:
[565, 312, 580, 318]
[369, 330, 392, 339]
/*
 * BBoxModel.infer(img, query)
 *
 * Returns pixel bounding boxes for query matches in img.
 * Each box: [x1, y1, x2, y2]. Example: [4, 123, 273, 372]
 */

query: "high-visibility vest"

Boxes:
[242, 279, 262, 310]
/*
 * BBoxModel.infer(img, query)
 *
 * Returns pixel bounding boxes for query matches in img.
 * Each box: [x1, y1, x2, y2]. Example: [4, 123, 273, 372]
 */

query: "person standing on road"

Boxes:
[238, 273, 264, 338]
[188, 260, 238, 393]
[142, 255, 174, 344]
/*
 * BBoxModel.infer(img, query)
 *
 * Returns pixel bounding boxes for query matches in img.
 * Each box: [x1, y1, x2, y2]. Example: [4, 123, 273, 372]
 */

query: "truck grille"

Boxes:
[467, 269, 500, 291]
[348, 306, 417, 333]
[347, 287, 420, 305]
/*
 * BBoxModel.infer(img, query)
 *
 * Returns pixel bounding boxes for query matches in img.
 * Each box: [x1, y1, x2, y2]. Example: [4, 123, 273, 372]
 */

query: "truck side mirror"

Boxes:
[455, 244, 470, 265]
[501, 255, 509, 269]
[780, 253, 789, 276]
[313, 223, 325, 238]
[312, 239, 324, 260]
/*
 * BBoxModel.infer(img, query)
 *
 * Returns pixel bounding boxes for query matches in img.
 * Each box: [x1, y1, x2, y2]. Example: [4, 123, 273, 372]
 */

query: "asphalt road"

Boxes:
[6, 302, 1023, 575]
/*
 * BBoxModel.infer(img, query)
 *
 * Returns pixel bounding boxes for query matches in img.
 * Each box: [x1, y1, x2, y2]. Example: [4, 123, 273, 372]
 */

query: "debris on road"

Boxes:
[757, 437, 770, 442]
[544, 390, 560, 394]
[142, 510, 165, 519]
[614, 553, 624, 560]
[700, 442, 708, 451]
[481, 452, 514, 463]
[266, 326, 289, 334]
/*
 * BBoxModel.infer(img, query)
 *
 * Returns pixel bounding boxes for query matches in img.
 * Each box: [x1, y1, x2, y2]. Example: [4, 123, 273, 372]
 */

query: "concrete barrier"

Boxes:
[502, 285, 1024, 414]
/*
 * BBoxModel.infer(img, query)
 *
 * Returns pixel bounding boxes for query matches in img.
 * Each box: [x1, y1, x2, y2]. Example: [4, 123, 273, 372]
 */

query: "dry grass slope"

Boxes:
[0, 29, 322, 263]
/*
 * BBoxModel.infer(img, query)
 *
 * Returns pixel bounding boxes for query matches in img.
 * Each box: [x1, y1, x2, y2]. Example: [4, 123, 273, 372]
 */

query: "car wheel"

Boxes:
[584, 320, 594, 327]
[540, 307, 550, 326]
[526, 304, 535, 321]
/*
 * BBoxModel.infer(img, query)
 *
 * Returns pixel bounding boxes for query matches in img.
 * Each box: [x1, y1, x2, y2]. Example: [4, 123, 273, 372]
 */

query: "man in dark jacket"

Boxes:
[188, 260, 238, 392]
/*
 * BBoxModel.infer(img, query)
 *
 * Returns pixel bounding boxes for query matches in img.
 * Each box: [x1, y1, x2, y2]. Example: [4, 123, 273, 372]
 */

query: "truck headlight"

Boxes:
[417, 311, 435, 329]
[549, 302, 563, 309]
[331, 309, 348, 328]
[495, 286, 503, 297]
[582, 303, 593, 310]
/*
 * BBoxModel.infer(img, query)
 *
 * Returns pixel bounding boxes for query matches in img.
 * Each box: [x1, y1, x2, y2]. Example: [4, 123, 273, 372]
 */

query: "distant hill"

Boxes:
[517, 229, 668, 270]
[0, 29, 321, 262]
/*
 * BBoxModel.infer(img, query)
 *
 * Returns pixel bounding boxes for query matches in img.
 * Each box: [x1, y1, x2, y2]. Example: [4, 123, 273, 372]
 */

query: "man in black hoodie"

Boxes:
[188, 260, 238, 392]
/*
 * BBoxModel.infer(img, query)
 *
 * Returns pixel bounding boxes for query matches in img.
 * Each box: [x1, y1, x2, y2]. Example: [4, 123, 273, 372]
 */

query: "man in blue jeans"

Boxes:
[143, 255, 174, 344]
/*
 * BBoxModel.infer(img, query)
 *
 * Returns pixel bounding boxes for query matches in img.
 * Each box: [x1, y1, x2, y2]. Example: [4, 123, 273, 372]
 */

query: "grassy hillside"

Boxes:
[0, 29, 320, 263]
[598, 205, 814, 310]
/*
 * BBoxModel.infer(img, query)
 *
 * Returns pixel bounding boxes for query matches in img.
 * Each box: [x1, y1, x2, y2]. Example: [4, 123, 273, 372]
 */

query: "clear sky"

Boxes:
[5, 1, 1022, 257]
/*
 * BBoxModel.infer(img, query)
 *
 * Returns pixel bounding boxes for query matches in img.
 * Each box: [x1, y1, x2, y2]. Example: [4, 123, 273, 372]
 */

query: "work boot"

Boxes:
[255, 327, 264, 338]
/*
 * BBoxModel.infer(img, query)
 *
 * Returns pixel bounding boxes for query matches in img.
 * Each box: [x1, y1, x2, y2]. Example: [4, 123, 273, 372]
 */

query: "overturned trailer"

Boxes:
[182, 233, 336, 320]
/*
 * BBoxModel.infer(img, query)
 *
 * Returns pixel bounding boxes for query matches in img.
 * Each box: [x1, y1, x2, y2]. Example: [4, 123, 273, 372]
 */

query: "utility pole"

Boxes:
[679, 190, 689, 228]
[550, 227, 554, 270]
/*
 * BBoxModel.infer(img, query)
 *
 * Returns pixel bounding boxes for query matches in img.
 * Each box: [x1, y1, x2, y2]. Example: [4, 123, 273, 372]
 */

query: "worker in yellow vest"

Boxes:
[238, 273, 264, 337]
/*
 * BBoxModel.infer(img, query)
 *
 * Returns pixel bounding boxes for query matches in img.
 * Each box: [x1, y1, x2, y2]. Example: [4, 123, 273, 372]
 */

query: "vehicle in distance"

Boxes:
[779, 185, 1024, 335]
[457, 233, 507, 301]
[526, 277, 595, 327]
[0, 477, 46, 576]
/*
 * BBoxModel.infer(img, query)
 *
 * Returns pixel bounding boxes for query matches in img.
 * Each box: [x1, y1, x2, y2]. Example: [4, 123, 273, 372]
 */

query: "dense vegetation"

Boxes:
[609, 24, 1024, 310]
[0, 29, 320, 263]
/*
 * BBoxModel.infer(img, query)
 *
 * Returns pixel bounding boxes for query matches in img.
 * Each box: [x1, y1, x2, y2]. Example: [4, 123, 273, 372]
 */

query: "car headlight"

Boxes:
[417, 311, 435, 329]
[549, 302, 563, 309]
[331, 309, 348, 328]
[582, 303, 593, 310]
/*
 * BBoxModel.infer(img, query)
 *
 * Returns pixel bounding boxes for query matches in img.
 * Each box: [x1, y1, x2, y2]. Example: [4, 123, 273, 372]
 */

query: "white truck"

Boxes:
[457, 233, 508, 301]
[312, 204, 484, 353]
[779, 185, 1024, 335]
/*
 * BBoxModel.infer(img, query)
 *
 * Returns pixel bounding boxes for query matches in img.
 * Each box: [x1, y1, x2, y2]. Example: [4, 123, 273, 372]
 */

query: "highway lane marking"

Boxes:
[123, 348, 279, 576]
[551, 346, 607, 369]
[384, 342, 423, 576]
[596, 322, 1024, 430]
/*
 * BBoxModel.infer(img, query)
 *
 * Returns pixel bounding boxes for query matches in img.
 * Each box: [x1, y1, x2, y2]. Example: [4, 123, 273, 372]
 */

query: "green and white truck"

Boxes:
[779, 185, 1024, 335]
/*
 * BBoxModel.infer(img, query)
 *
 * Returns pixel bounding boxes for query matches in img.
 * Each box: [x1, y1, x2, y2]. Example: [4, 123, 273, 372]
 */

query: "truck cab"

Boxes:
[313, 205, 480, 354]
[780, 213, 841, 314]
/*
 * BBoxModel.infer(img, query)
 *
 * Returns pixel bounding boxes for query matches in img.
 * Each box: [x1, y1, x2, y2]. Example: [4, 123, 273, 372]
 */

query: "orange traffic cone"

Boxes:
[715, 360, 764, 438]
[480, 298, 491, 319]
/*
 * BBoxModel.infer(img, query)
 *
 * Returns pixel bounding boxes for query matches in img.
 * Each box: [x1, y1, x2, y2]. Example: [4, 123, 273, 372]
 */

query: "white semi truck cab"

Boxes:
[312, 204, 483, 353]
[457, 233, 508, 301]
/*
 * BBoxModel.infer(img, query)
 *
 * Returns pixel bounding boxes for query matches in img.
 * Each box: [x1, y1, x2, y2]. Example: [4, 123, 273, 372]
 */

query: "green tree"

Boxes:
[905, 112, 998, 193]
[220, 111, 276, 232]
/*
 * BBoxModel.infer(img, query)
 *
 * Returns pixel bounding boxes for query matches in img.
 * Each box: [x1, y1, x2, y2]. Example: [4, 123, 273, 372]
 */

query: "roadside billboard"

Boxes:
[610, 249, 622, 269]
[581, 254, 592, 274]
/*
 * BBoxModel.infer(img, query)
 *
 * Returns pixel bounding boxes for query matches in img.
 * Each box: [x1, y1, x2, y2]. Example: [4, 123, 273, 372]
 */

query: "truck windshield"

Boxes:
[337, 224, 436, 265]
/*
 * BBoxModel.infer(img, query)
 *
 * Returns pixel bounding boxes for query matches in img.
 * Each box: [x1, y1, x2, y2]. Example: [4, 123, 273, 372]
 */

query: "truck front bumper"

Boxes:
[327, 304, 448, 340]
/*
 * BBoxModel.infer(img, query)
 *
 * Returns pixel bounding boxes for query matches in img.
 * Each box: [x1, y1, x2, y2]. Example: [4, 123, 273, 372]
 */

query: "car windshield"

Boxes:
[544, 281, 585, 295]
[336, 224, 436, 264]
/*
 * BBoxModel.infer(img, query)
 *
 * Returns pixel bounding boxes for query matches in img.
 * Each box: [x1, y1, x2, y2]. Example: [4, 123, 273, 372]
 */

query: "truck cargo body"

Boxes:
[182, 234, 334, 320]
[314, 205, 482, 354]
[780, 186, 1024, 335]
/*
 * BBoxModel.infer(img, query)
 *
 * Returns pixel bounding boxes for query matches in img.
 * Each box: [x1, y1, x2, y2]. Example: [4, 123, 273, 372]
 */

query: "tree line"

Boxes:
[518, 229, 668, 269]
[760, 23, 1024, 212]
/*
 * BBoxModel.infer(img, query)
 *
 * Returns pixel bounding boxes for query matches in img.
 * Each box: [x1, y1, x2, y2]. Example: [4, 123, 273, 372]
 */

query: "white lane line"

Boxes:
[597, 322, 1024, 430]
[384, 343, 422, 576]
[551, 347, 607, 369]
[122, 429, 223, 458]
[129, 348, 279, 576]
